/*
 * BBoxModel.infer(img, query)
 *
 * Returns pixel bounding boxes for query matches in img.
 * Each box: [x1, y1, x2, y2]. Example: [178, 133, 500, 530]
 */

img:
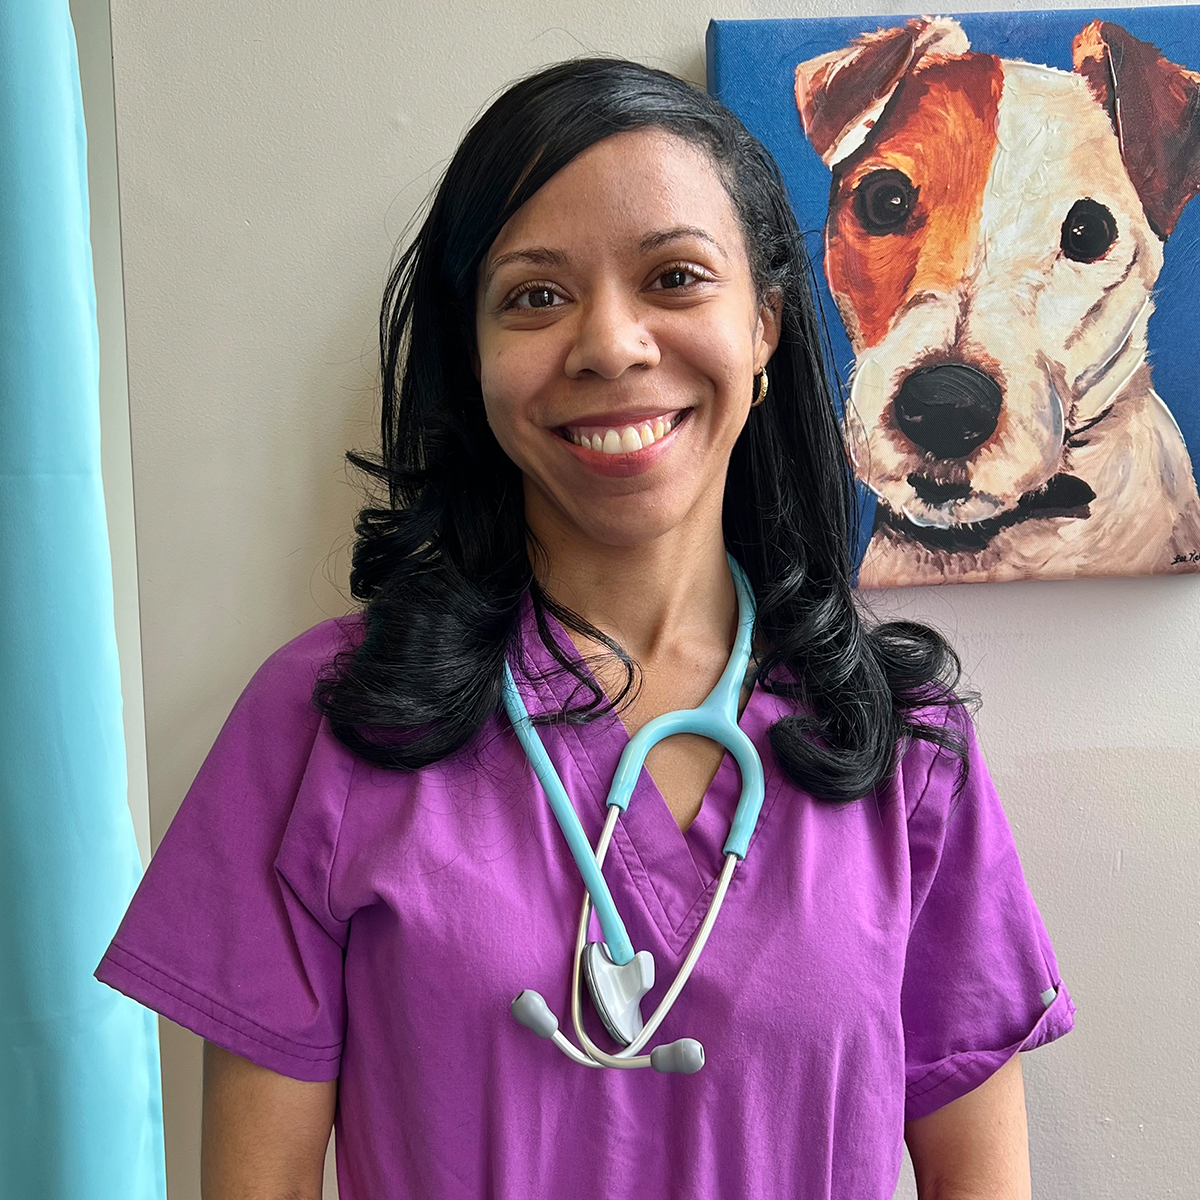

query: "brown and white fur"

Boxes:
[795, 17, 1200, 586]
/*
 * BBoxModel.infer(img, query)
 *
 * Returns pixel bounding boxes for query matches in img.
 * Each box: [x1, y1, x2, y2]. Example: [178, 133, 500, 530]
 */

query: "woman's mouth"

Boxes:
[555, 408, 690, 455]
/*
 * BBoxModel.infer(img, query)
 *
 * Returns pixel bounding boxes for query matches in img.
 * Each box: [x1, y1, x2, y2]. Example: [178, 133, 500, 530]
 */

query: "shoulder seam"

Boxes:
[907, 735, 943, 825]
[327, 737, 357, 928]
[906, 701, 970, 824]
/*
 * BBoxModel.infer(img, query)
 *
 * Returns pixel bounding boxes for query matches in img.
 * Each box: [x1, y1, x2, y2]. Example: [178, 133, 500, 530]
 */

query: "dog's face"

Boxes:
[796, 19, 1200, 530]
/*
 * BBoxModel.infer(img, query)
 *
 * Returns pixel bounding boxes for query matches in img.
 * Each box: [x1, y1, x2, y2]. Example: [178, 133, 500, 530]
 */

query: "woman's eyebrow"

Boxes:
[638, 225, 724, 256]
[483, 247, 569, 294]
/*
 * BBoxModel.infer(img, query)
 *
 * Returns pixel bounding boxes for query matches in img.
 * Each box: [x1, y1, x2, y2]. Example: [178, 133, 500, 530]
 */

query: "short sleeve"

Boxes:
[901, 706, 1075, 1121]
[94, 621, 357, 1082]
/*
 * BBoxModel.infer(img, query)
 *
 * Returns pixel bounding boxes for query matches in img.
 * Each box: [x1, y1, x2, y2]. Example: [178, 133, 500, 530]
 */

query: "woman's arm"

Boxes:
[201, 1040, 337, 1200]
[904, 1054, 1031, 1200]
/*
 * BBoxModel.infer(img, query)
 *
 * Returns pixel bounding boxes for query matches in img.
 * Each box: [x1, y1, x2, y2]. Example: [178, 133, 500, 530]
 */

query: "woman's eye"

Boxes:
[505, 285, 563, 311]
[652, 265, 706, 290]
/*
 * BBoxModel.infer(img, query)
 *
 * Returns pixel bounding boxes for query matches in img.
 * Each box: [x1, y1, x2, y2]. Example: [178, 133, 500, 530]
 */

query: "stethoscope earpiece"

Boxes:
[650, 1038, 705, 1074]
[511, 989, 558, 1039]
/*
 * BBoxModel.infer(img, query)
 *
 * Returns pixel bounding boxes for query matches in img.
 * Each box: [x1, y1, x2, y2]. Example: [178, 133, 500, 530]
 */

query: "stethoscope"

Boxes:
[500, 551, 766, 1073]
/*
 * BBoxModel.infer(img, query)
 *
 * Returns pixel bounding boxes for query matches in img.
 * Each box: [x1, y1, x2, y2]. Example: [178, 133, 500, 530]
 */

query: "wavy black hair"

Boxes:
[314, 56, 973, 803]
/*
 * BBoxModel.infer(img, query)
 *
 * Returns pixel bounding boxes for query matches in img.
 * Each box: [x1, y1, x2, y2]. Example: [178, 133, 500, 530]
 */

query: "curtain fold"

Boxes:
[0, 2, 166, 1196]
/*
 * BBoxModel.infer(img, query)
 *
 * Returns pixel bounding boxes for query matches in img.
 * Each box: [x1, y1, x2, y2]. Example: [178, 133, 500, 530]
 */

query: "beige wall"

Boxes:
[104, 0, 1200, 1196]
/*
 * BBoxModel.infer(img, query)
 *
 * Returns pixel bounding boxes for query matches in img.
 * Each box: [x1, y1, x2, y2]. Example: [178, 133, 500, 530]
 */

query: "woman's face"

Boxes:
[475, 128, 780, 552]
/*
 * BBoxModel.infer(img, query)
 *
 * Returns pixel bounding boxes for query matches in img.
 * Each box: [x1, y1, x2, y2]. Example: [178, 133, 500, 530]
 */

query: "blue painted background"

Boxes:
[708, 5, 1200, 572]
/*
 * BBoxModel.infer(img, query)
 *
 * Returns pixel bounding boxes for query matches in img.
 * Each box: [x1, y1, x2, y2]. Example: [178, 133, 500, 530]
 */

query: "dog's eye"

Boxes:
[853, 169, 917, 234]
[1061, 198, 1117, 262]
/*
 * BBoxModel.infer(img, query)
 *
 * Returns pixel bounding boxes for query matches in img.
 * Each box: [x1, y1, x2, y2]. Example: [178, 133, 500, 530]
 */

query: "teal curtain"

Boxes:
[0, 2, 166, 1197]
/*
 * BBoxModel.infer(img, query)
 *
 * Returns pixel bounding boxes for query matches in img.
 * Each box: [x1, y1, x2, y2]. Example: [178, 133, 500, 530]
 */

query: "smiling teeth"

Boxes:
[568, 413, 682, 454]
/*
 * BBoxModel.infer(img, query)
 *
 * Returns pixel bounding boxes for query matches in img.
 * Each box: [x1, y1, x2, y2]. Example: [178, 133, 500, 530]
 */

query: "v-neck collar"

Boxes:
[508, 589, 784, 956]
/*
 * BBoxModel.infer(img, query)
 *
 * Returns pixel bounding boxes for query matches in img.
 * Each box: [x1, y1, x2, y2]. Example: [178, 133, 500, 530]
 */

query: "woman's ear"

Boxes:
[755, 288, 784, 370]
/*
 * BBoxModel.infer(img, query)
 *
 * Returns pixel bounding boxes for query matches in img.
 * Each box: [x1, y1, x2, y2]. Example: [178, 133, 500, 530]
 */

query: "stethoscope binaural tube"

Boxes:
[503, 551, 766, 1072]
[566, 806, 741, 1071]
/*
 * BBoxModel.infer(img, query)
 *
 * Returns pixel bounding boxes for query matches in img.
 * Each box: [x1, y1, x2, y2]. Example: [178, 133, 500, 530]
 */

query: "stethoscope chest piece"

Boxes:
[582, 942, 655, 1046]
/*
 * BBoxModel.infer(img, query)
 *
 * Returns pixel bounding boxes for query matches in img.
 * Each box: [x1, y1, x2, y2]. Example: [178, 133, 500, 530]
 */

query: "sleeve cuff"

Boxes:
[94, 942, 341, 1083]
[904, 981, 1075, 1122]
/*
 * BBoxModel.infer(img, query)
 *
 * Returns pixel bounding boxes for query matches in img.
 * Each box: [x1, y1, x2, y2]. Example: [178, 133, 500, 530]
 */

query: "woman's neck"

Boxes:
[528, 528, 739, 670]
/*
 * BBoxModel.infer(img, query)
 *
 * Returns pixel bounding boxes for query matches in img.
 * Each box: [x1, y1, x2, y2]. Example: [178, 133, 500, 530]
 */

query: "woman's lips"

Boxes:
[554, 407, 692, 477]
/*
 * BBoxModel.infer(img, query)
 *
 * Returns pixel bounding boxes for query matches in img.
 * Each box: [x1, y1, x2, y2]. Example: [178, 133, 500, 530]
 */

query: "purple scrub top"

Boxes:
[96, 593, 1073, 1198]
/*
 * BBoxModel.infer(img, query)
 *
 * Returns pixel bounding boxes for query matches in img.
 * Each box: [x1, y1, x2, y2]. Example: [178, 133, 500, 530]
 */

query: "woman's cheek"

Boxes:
[479, 346, 525, 424]
[483, 336, 556, 403]
[479, 380, 544, 472]
[671, 312, 752, 390]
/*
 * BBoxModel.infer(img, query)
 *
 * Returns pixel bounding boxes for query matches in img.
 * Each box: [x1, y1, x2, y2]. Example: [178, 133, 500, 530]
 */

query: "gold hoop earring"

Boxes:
[750, 368, 769, 407]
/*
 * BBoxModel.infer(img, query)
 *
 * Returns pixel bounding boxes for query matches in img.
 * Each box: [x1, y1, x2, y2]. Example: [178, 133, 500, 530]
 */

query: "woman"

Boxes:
[95, 58, 1073, 1199]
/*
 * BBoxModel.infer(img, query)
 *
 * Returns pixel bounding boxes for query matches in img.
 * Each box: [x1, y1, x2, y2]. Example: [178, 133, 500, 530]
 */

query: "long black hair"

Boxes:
[313, 57, 972, 803]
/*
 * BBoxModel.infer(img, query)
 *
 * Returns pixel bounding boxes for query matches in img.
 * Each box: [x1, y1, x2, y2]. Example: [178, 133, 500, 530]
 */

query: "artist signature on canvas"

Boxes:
[1170, 550, 1200, 564]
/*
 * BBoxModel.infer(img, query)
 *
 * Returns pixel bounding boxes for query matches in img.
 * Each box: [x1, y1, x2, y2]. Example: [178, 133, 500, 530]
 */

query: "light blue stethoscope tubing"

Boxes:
[499, 551, 766, 969]
[501, 668, 637, 964]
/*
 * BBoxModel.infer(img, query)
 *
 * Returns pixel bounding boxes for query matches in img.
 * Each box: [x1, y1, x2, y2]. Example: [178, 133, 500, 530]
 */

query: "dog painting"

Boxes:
[708, 9, 1200, 587]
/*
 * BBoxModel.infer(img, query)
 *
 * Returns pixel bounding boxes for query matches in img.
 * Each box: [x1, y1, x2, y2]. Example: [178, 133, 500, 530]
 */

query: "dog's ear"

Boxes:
[795, 17, 969, 168]
[1073, 20, 1200, 239]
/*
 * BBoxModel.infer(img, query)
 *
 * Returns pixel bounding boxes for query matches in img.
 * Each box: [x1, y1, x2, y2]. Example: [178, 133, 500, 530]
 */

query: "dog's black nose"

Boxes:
[893, 364, 1002, 459]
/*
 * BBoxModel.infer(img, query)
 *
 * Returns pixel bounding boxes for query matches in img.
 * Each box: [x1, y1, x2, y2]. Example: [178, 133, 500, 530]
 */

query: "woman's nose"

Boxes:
[563, 291, 660, 379]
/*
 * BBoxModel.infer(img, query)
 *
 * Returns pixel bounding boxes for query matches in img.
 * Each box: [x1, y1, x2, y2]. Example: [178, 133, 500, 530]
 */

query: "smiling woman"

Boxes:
[94, 56, 1072, 1200]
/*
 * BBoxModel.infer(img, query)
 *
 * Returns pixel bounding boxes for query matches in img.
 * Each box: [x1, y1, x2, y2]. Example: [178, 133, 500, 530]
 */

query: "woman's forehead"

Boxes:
[482, 129, 741, 268]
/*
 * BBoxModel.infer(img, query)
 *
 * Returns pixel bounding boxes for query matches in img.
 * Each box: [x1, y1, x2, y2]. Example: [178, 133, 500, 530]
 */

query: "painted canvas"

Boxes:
[708, 7, 1200, 587]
